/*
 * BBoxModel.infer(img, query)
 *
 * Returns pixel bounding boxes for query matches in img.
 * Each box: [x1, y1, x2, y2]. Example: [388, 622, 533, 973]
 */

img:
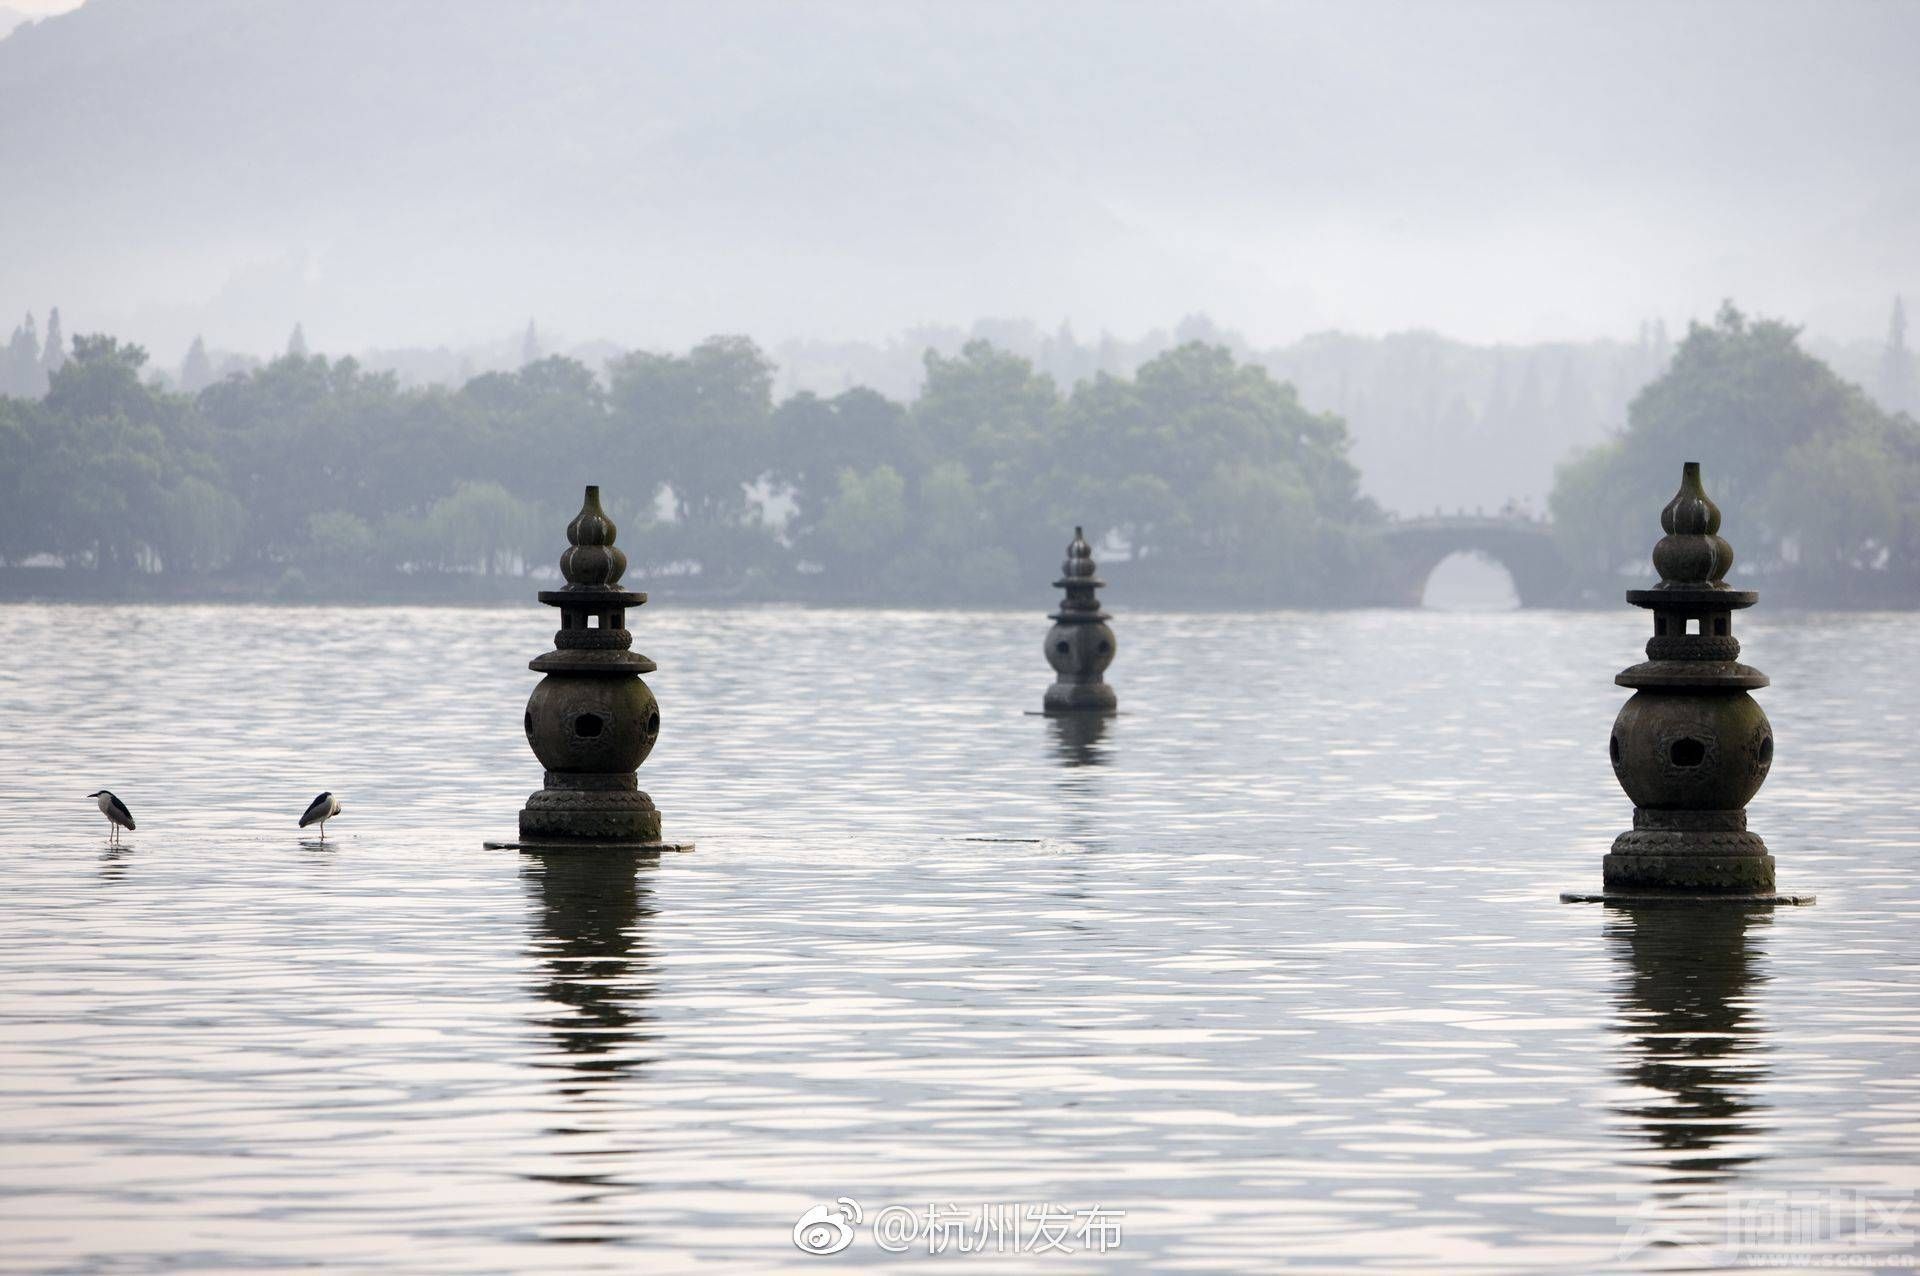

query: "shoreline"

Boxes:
[0, 568, 1910, 612]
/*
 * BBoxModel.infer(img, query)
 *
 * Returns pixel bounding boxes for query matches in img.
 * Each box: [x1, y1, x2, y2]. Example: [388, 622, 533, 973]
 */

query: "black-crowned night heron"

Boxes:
[88, 790, 134, 843]
[299, 791, 342, 840]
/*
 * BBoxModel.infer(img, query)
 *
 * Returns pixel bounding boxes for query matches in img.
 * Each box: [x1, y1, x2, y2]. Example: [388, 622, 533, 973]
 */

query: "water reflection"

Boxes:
[1610, 904, 1773, 1184]
[97, 844, 131, 881]
[522, 850, 658, 1094]
[1047, 711, 1109, 767]
[3, 605, 1916, 1271]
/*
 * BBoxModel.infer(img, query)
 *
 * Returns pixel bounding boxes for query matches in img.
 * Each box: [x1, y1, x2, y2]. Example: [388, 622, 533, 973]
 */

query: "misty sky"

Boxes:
[1, 0, 1915, 359]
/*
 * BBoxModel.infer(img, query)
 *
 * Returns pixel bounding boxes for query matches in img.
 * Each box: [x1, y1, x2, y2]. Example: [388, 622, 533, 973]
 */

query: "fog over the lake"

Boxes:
[1, 0, 1914, 360]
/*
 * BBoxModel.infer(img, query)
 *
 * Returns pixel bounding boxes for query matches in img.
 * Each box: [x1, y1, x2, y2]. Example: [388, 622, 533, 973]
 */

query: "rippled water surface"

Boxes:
[1, 603, 1916, 1272]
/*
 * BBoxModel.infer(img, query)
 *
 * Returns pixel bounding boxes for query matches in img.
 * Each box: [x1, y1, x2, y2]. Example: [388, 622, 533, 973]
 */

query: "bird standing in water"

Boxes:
[88, 790, 135, 843]
[299, 791, 342, 840]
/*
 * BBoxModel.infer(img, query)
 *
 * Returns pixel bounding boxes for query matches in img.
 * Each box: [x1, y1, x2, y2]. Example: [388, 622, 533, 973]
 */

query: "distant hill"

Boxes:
[3, 0, 1913, 357]
[3, 0, 1912, 515]
[0, 0, 1138, 355]
[0, 7, 40, 38]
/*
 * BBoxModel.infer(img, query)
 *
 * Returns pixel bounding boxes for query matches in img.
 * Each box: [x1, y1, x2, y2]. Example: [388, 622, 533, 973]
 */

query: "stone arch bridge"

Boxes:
[1368, 515, 1570, 607]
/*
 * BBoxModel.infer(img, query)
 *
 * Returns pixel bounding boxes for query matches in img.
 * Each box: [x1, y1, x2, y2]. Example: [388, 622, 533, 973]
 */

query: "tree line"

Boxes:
[0, 331, 1380, 604]
[1550, 304, 1920, 604]
[3, 305, 1916, 607]
[2, 309, 66, 399]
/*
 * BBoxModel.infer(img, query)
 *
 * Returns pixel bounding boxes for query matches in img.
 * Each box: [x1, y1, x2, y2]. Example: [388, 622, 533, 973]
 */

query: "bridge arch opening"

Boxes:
[1420, 551, 1520, 611]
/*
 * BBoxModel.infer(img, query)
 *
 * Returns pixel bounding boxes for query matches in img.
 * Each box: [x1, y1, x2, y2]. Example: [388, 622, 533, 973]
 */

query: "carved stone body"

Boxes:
[1043, 527, 1117, 715]
[515, 485, 675, 847]
[1602, 463, 1775, 893]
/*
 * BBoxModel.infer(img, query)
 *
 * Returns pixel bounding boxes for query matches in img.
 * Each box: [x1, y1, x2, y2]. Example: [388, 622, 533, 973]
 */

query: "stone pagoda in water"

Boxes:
[490, 485, 690, 852]
[1042, 526, 1118, 715]
[1566, 461, 1804, 902]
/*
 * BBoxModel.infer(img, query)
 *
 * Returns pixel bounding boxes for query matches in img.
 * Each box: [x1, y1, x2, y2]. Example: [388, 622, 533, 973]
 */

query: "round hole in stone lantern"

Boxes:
[526, 676, 659, 773]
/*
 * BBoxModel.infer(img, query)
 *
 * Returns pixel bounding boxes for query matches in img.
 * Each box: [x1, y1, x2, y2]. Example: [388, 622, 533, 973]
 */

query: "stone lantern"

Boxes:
[1042, 526, 1117, 715]
[488, 485, 691, 852]
[1564, 462, 1807, 902]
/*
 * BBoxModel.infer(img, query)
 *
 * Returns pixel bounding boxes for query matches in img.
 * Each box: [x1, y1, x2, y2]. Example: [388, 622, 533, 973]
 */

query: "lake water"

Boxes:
[0, 603, 1915, 1272]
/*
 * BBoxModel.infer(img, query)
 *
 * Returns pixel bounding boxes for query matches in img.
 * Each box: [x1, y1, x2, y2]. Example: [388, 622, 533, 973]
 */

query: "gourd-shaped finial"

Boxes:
[559, 485, 628, 589]
[1651, 461, 1735, 586]
[1062, 526, 1095, 578]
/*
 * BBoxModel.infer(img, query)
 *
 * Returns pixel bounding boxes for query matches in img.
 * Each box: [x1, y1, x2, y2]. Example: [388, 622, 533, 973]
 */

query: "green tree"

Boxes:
[917, 459, 981, 555]
[1765, 432, 1902, 573]
[1056, 342, 1368, 592]
[457, 355, 607, 507]
[179, 336, 214, 394]
[198, 352, 459, 562]
[1619, 304, 1869, 545]
[305, 509, 377, 573]
[1198, 459, 1316, 580]
[1882, 297, 1915, 418]
[0, 397, 32, 561]
[771, 385, 919, 540]
[1551, 303, 1919, 588]
[34, 336, 185, 569]
[4, 314, 41, 398]
[606, 335, 774, 553]
[914, 340, 1056, 487]
[423, 481, 537, 576]
[910, 341, 1059, 562]
[160, 475, 247, 572]
[41, 308, 65, 379]
[1548, 440, 1644, 576]
[815, 464, 907, 571]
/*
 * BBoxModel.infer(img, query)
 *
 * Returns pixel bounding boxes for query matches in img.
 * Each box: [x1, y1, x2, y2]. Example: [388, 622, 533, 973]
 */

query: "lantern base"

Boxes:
[1042, 666, 1117, 714]
[518, 783, 661, 843]
[486, 839, 694, 853]
[1038, 687, 1118, 716]
[1603, 825, 1775, 894]
[1561, 891, 1813, 905]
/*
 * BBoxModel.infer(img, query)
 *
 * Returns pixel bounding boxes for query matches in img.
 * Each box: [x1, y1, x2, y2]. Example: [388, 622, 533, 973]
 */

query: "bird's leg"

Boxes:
[319, 821, 326, 843]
